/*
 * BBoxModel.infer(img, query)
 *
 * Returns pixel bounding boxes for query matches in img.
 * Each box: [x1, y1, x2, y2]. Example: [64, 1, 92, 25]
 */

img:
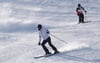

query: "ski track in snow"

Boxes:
[0, 22, 100, 63]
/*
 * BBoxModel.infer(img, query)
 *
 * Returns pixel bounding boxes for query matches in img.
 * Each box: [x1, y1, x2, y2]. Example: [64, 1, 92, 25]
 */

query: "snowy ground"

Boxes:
[0, 0, 100, 63]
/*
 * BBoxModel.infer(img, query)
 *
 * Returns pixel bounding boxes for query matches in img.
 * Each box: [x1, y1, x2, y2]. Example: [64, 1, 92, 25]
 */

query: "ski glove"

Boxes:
[38, 42, 41, 45]
[85, 11, 87, 13]
[47, 30, 50, 34]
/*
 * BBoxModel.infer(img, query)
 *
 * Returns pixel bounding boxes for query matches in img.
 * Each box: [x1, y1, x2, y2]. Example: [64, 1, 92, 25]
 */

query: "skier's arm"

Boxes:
[81, 7, 87, 13]
[76, 8, 79, 16]
[76, 8, 78, 12]
[38, 32, 41, 45]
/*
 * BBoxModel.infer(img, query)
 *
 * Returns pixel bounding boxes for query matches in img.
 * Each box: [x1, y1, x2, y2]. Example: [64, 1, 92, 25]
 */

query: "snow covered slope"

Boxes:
[0, 0, 100, 63]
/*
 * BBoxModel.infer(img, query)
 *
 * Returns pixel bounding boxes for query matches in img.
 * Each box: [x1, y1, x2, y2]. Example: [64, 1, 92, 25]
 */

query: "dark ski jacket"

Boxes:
[76, 5, 86, 16]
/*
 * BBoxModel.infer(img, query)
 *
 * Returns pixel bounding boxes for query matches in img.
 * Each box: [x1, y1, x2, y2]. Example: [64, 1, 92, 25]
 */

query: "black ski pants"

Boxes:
[79, 14, 84, 23]
[41, 37, 58, 54]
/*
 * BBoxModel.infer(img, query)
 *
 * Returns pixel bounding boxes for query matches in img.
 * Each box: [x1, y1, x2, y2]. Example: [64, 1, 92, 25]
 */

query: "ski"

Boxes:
[34, 53, 59, 59]
[79, 21, 91, 24]
[34, 54, 54, 59]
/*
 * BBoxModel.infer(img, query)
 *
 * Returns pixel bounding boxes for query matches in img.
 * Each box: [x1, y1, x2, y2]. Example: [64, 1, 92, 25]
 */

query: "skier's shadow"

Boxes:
[55, 47, 100, 62]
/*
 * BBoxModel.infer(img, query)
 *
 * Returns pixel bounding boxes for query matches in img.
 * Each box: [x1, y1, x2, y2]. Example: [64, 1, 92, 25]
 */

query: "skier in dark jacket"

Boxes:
[76, 3, 87, 23]
[37, 24, 59, 55]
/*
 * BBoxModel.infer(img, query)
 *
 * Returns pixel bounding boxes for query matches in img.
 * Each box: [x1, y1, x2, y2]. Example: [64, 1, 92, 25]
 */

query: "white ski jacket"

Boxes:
[38, 27, 50, 43]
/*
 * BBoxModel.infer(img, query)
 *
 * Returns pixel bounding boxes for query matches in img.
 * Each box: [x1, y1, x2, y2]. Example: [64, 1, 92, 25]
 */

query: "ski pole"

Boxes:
[50, 34, 68, 44]
[85, 13, 87, 22]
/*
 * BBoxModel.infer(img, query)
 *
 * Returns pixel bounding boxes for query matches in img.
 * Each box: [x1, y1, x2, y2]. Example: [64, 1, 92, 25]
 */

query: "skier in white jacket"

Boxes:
[37, 24, 59, 55]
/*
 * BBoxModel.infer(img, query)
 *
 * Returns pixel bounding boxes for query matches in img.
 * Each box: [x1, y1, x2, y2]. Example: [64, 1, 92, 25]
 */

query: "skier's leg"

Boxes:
[80, 14, 83, 23]
[47, 37, 59, 53]
[82, 14, 84, 23]
[41, 40, 50, 54]
[79, 15, 81, 23]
